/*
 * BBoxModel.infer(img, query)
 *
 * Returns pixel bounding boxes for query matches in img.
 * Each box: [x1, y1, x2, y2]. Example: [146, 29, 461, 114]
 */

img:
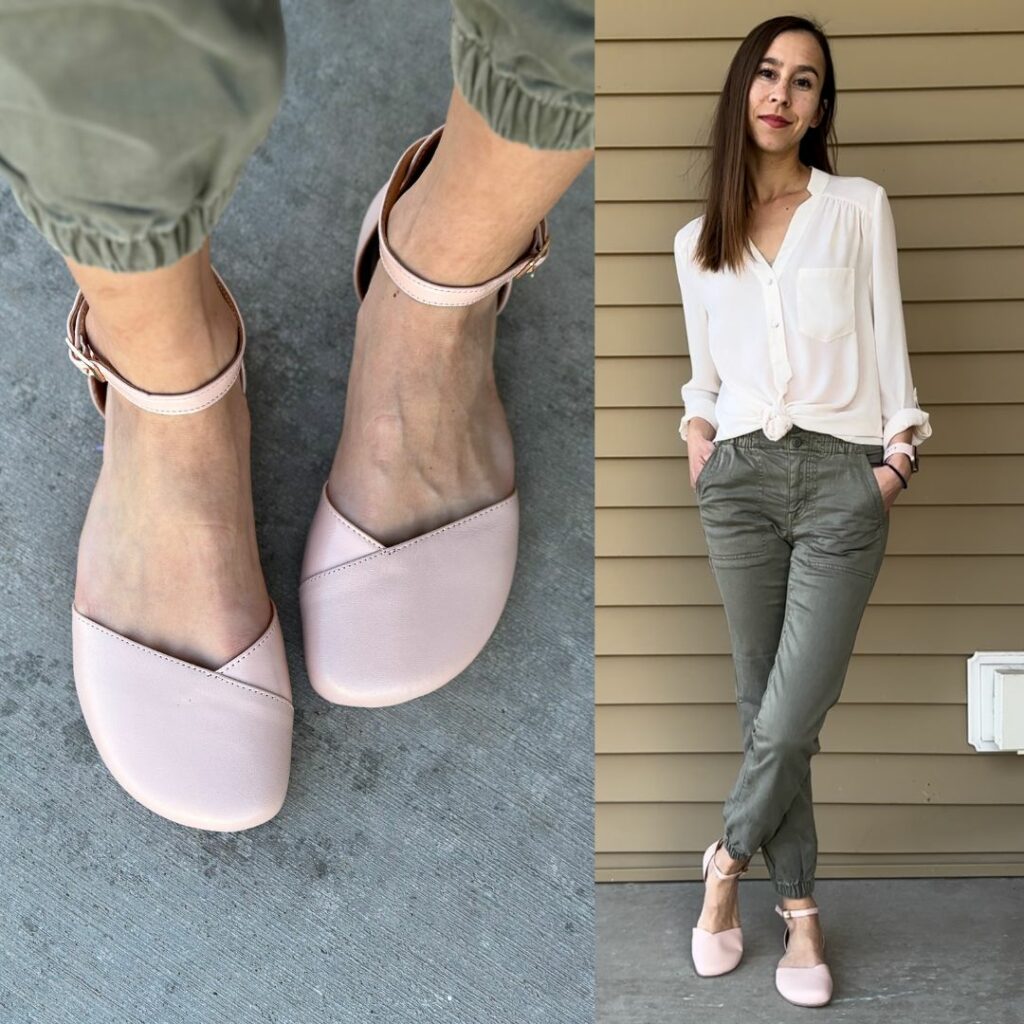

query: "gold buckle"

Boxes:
[514, 234, 551, 280]
[66, 337, 106, 382]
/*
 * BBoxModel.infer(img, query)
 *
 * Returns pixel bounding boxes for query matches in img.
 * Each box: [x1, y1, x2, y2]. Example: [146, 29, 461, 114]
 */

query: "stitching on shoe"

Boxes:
[217, 614, 278, 673]
[323, 494, 385, 549]
[301, 494, 516, 586]
[73, 611, 292, 708]
[110, 369, 242, 416]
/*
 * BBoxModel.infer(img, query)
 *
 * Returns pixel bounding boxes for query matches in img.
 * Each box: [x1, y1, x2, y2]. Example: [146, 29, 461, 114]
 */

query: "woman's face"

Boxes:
[746, 30, 826, 157]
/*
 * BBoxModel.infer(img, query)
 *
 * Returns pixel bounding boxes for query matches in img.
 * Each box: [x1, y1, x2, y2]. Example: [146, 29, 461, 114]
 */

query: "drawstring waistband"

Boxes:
[721, 425, 883, 456]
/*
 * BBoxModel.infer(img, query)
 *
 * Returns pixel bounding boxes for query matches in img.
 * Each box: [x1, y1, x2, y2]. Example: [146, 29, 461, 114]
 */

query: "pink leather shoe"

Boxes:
[65, 269, 293, 831]
[298, 124, 550, 707]
[691, 837, 750, 977]
[774, 905, 834, 1007]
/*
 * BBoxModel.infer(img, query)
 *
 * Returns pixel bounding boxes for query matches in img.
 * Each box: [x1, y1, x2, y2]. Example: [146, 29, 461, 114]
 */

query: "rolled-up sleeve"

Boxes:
[870, 185, 933, 447]
[674, 226, 720, 436]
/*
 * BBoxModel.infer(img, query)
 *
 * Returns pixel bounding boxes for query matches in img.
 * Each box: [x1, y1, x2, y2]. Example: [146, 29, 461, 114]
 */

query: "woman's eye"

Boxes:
[757, 67, 775, 79]
[795, 77, 812, 89]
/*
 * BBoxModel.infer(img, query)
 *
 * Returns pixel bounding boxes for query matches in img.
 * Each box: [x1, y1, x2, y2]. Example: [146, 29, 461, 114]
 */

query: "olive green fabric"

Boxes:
[450, 0, 593, 150]
[0, 0, 593, 272]
[695, 426, 890, 898]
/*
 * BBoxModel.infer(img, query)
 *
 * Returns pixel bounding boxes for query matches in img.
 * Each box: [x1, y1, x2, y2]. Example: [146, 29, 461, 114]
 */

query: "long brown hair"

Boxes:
[694, 15, 838, 274]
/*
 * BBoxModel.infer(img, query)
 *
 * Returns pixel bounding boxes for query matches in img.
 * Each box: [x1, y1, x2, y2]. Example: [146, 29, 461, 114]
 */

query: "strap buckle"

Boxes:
[513, 231, 551, 280]
[65, 335, 106, 382]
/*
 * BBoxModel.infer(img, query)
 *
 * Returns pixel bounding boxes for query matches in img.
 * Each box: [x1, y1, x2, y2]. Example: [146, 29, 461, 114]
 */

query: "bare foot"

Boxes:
[695, 845, 747, 934]
[327, 258, 515, 547]
[73, 280, 272, 670]
[778, 900, 827, 968]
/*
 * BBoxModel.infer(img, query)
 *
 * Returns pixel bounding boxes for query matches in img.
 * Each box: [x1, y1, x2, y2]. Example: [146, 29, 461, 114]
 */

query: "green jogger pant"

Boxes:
[0, 0, 593, 272]
[695, 425, 890, 898]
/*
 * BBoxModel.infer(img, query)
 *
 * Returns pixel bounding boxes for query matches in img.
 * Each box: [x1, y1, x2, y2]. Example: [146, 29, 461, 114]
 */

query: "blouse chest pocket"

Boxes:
[797, 266, 855, 342]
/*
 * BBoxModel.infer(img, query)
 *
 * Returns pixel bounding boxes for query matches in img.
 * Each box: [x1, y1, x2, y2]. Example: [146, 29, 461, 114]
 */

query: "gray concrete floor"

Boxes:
[598, 878, 1023, 1023]
[0, 4, 593, 1022]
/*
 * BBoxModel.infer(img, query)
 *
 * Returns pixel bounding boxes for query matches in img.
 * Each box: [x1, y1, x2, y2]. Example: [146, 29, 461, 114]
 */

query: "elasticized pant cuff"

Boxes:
[450, 23, 593, 150]
[9, 173, 241, 273]
[774, 878, 816, 898]
[723, 835, 751, 863]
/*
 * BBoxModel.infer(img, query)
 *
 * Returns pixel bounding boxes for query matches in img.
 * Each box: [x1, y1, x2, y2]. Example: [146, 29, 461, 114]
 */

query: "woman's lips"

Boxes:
[759, 115, 791, 128]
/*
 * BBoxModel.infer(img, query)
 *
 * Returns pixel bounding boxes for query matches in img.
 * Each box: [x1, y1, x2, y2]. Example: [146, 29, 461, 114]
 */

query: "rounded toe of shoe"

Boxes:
[775, 964, 834, 1007]
[301, 567, 514, 707]
[73, 610, 294, 831]
[300, 494, 519, 707]
[691, 926, 744, 977]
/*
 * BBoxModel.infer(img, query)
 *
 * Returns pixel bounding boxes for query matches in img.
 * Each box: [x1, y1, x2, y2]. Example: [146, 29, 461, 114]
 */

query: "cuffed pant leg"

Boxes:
[700, 438, 888, 900]
[0, 0, 285, 271]
[697, 443, 816, 894]
[449, 0, 593, 149]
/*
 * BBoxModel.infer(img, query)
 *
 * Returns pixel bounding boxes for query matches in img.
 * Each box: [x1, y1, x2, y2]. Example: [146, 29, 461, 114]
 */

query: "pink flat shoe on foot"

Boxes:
[65, 270, 293, 830]
[691, 837, 749, 977]
[774, 905, 834, 1007]
[299, 124, 550, 707]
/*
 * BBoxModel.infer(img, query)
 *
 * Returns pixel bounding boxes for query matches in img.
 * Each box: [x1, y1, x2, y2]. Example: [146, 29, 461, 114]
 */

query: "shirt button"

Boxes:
[772, 321, 780, 328]
[793, 438, 803, 448]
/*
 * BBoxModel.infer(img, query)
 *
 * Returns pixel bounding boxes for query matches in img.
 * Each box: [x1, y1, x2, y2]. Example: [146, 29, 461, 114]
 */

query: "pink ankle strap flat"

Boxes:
[299, 124, 548, 707]
[774, 904, 834, 1007]
[65, 269, 293, 830]
[691, 837, 749, 977]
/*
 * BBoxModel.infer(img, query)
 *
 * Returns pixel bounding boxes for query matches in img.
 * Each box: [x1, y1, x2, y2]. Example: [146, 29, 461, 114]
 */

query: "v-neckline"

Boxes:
[748, 165, 826, 275]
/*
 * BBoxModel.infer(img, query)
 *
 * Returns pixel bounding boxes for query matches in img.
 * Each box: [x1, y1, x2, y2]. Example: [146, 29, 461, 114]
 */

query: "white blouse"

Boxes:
[674, 166, 932, 448]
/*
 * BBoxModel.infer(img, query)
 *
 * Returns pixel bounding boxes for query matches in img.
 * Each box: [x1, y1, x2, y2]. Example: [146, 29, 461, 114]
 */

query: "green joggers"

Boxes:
[0, 0, 593, 272]
[696, 425, 890, 897]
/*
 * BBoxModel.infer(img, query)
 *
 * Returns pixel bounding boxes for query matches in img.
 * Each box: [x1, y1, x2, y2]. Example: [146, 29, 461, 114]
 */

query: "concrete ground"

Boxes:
[0, 4, 593, 1022]
[598, 878, 1023, 1023]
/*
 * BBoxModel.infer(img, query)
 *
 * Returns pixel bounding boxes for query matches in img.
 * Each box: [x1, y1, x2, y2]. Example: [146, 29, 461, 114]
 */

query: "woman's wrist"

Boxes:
[686, 417, 716, 443]
[885, 452, 912, 479]
[882, 459, 909, 489]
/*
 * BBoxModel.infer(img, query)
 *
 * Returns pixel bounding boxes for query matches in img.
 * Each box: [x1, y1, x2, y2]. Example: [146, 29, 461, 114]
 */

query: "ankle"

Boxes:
[82, 274, 239, 394]
[357, 268, 498, 350]
[385, 173, 535, 289]
[713, 846, 748, 877]
[781, 896, 817, 911]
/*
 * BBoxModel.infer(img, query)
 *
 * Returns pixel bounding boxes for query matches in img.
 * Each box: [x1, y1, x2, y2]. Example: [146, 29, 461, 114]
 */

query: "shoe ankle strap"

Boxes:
[368, 124, 550, 312]
[775, 905, 820, 920]
[65, 266, 247, 418]
[708, 840, 749, 881]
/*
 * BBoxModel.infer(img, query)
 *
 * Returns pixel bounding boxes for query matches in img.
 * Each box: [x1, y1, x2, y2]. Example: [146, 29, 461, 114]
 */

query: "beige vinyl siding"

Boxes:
[594, 0, 1024, 883]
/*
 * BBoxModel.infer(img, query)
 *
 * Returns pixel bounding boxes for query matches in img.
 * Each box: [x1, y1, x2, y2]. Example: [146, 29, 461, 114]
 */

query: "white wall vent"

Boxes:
[967, 653, 1024, 753]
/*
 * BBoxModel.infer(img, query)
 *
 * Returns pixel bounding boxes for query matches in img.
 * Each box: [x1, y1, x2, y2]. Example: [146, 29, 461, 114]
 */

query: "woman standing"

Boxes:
[674, 16, 931, 1007]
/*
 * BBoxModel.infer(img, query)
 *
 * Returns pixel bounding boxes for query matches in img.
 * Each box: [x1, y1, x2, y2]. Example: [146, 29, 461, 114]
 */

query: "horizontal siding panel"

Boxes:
[595, 654, 969, 704]
[596, 250, 1024, 305]
[596, 354, 1024, 407]
[595, 1, 1024, 39]
[597, 752, 1024, 803]
[596, 555, 1024, 606]
[596, 407, 1024, 456]
[597, 704, 970, 754]
[598, 90, 1024, 147]
[596, 456, 1024, 506]
[597, 35, 1024, 92]
[596, 142, 1024, 200]
[596, 195, 1024, 252]
[596, 507, 1024, 557]
[596, 803, 1024, 853]
[597, 605, 1023, 656]
[596, 302, 1024, 356]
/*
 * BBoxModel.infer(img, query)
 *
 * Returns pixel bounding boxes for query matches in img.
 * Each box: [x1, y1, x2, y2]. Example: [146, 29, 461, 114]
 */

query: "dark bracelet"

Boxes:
[883, 460, 908, 489]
